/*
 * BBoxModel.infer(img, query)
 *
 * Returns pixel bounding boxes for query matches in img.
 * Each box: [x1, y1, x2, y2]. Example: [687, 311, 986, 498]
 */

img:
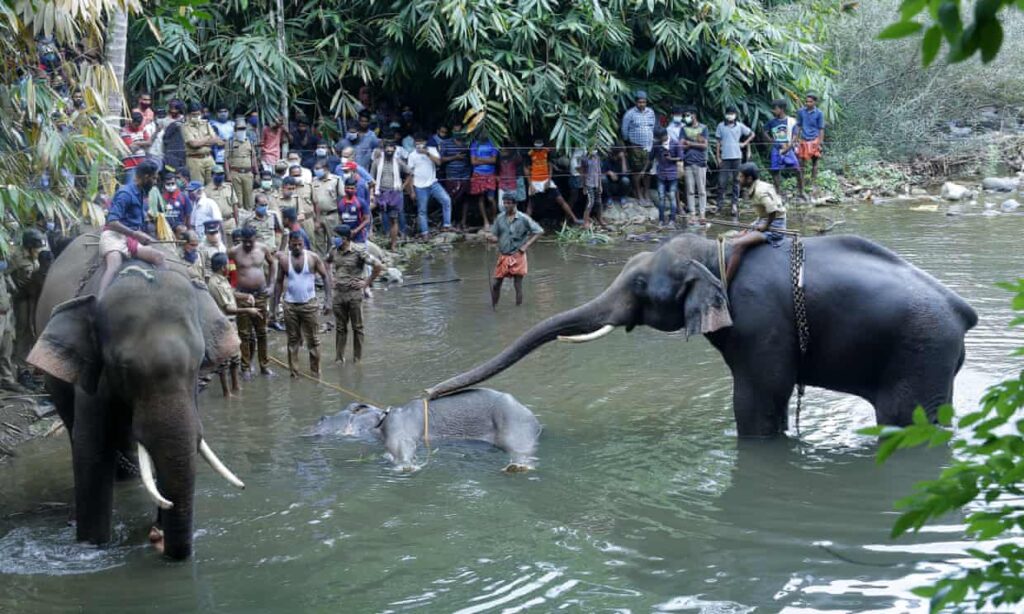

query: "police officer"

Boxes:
[209, 105, 235, 166]
[182, 101, 223, 185]
[311, 160, 342, 254]
[206, 164, 239, 233]
[228, 116, 257, 211]
[10, 229, 45, 370]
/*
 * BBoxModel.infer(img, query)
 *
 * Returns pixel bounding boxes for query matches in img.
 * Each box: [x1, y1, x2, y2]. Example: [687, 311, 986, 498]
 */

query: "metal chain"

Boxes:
[790, 237, 809, 434]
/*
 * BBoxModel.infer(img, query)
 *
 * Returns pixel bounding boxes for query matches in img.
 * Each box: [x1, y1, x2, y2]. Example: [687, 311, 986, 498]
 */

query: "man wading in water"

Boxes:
[274, 233, 331, 377]
[489, 191, 543, 308]
[229, 227, 277, 379]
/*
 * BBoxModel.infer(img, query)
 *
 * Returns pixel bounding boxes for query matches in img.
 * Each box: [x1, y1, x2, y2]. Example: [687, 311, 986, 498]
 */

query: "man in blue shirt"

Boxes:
[763, 99, 802, 196]
[470, 131, 499, 230]
[98, 160, 166, 296]
[796, 93, 825, 198]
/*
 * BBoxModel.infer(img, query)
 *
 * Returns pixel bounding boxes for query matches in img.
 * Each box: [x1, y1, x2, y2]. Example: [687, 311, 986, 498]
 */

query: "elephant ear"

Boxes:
[27, 295, 101, 394]
[191, 279, 241, 367]
[680, 260, 732, 338]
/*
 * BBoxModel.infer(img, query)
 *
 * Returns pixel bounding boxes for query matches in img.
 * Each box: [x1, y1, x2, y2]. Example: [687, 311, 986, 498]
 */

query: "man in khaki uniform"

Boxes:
[245, 193, 281, 251]
[206, 164, 239, 233]
[0, 255, 27, 392]
[10, 230, 44, 367]
[311, 160, 342, 254]
[207, 252, 260, 397]
[228, 116, 257, 211]
[183, 101, 223, 185]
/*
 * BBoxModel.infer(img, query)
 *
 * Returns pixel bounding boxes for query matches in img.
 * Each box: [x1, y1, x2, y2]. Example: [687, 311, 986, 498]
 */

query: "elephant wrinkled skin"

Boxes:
[428, 234, 978, 438]
[28, 234, 242, 560]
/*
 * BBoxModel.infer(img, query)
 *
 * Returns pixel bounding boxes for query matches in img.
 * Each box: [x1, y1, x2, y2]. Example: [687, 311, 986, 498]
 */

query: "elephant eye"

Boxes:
[633, 276, 648, 294]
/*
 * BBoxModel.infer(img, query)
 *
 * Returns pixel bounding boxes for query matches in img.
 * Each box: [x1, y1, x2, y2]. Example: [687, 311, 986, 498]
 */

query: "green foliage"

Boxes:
[882, 0, 1023, 65]
[861, 279, 1024, 613]
[554, 224, 613, 245]
[128, 0, 837, 151]
[0, 1, 129, 252]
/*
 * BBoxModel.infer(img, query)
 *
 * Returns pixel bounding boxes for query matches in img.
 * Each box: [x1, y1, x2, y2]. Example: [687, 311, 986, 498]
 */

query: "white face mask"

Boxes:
[684, 115, 694, 125]
[671, 115, 682, 124]
[726, 114, 737, 122]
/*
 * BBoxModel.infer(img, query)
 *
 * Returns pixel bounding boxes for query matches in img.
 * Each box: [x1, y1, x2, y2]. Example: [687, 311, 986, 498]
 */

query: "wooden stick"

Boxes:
[707, 219, 802, 236]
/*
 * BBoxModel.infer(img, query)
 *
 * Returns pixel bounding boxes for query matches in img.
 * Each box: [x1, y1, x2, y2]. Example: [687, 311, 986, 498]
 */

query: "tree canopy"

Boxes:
[127, 0, 837, 150]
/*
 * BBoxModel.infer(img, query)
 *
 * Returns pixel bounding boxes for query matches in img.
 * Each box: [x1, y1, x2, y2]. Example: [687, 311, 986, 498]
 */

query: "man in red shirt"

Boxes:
[260, 116, 289, 170]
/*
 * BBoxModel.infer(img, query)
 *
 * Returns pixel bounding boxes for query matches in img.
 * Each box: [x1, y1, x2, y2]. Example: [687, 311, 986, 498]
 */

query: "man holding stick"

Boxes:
[724, 163, 787, 282]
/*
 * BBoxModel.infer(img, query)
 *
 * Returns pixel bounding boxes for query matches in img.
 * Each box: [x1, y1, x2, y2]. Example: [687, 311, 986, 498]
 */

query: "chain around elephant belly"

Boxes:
[790, 238, 809, 355]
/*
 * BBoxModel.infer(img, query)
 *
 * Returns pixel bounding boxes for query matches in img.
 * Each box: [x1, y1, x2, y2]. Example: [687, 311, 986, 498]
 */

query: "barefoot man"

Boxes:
[229, 226, 277, 379]
[274, 233, 331, 377]
[489, 191, 543, 308]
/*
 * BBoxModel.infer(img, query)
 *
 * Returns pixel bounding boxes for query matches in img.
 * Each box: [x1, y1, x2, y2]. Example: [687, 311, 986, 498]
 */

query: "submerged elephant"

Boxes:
[27, 234, 245, 560]
[309, 388, 541, 471]
[428, 234, 977, 437]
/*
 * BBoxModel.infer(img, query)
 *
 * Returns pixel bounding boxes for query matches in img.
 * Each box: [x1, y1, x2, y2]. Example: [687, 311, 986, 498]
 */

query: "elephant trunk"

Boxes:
[426, 295, 618, 399]
[152, 446, 196, 560]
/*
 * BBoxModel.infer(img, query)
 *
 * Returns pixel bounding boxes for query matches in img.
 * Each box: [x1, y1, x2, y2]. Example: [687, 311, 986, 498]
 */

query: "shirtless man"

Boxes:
[229, 227, 277, 378]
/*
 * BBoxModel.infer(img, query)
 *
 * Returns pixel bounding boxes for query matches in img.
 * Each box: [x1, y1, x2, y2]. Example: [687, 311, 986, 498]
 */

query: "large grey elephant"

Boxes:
[428, 234, 978, 437]
[28, 234, 245, 560]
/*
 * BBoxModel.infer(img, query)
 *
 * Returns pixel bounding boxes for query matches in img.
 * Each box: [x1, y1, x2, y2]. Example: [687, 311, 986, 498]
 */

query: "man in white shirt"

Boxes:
[188, 181, 224, 243]
[406, 133, 452, 238]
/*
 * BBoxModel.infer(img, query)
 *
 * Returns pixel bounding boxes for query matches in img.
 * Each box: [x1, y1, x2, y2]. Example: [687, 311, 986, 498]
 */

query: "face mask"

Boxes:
[260, 180, 272, 190]
[177, 179, 187, 188]
[213, 174, 225, 184]
[255, 205, 267, 216]
[314, 169, 325, 178]
[165, 184, 178, 192]
[316, 148, 327, 157]
[534, 142, 543, 148]
[347, 132, 358, 142]
[672, 115, 682, 124]
[45, 221, 55, 232]
[726, 114, 737, 122]
[140, 101, 151, 109]
[332, 237, 343, 248]
[684, 116, 694, 125]
[183, 250, 198, 263]
[190, 115, 202, 123]
[248, 117, 259, 126]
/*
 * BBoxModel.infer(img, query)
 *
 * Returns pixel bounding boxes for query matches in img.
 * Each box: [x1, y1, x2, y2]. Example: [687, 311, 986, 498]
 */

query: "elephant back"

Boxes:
[33, 229, 189, 333]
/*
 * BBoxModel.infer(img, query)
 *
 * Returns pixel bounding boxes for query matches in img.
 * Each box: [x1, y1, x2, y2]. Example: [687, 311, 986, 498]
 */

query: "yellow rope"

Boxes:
[422, 398, 430, 449]
[717, 236, 728, 293]
[265, 355, 381, 406]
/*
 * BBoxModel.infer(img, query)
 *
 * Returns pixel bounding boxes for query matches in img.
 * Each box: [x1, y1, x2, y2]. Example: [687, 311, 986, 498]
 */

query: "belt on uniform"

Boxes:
[187, 153, 210, 158]
[232, 168, 253, 173]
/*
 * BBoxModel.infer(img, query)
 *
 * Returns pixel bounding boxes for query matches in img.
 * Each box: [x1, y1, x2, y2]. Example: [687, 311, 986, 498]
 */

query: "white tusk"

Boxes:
[557, 324, 615, 343]
[137, 443, 174, 510]
[199, 439, 246, 490]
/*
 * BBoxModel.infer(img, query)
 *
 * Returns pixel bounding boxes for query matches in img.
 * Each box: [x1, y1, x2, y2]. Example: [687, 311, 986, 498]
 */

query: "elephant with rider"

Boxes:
[428, 234, 977, 437]
[28, 233, 245, 559]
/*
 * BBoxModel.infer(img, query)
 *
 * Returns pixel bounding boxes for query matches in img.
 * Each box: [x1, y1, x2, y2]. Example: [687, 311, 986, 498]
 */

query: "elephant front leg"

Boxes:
[731, 372, 794, 438]
[70, 388, 116, 545]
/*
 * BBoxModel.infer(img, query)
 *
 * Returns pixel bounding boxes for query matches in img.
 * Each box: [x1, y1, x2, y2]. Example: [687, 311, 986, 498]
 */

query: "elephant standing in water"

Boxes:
[28, 235, 245, 559]
[428, 234, 977, 437]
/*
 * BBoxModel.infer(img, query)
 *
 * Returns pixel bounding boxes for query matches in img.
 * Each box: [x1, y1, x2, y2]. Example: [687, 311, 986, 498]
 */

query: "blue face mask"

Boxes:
[248, 116, 259, 126]
[314, 169, 325, 178]
[255, 206, 268, 216]
[183, 250, 198, 263]
[213, 174, 225, 184]
[332, 237, 343, 248]
[45, 221, 55, 232]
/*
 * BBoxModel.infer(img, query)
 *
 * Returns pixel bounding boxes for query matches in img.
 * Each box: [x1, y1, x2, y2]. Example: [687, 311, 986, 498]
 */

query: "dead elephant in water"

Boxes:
[309, 388, 541, 472]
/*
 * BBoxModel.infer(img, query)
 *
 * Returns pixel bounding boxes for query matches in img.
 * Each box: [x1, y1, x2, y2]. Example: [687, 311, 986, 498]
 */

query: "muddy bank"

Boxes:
[0, 394, 60, 462]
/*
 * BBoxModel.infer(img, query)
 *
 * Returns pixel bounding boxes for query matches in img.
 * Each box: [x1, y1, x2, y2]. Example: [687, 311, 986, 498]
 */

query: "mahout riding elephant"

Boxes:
[428, 234, 977, 437]
[27, 234, 245, 560]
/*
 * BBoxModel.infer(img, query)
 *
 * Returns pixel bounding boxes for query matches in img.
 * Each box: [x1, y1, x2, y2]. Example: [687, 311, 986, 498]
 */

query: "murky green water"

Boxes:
[1, 200, 1022, 612]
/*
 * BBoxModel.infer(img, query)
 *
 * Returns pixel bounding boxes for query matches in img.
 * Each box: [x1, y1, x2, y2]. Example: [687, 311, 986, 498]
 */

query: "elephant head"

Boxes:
[427, 235, 731, 398]
[27, 267, 244, 559]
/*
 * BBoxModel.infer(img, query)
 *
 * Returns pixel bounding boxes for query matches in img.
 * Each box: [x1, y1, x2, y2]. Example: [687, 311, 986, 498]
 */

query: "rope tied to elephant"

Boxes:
[717, 236, 728, 294]
[790, 237, 810, 434]
[265, 355, 382, 407]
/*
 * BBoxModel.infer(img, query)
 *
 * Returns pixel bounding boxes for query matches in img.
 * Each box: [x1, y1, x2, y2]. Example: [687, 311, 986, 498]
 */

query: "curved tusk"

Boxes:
[137, 443, 174, 510]
[199, 439, 246, 490]
[557, 324, 615, 343]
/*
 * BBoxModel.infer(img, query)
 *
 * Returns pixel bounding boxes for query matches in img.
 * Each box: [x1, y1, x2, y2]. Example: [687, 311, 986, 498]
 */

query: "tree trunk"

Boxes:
[104, 8, 129, 126]
[275, 0, 289, 156]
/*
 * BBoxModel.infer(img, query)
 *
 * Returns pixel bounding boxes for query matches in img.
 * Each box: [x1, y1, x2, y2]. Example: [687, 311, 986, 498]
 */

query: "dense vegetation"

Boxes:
[126, 0, 838, 149]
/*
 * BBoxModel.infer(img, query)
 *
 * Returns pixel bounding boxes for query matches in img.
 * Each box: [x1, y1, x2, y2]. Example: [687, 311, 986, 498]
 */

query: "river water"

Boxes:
[0, 201, 1021, 612]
